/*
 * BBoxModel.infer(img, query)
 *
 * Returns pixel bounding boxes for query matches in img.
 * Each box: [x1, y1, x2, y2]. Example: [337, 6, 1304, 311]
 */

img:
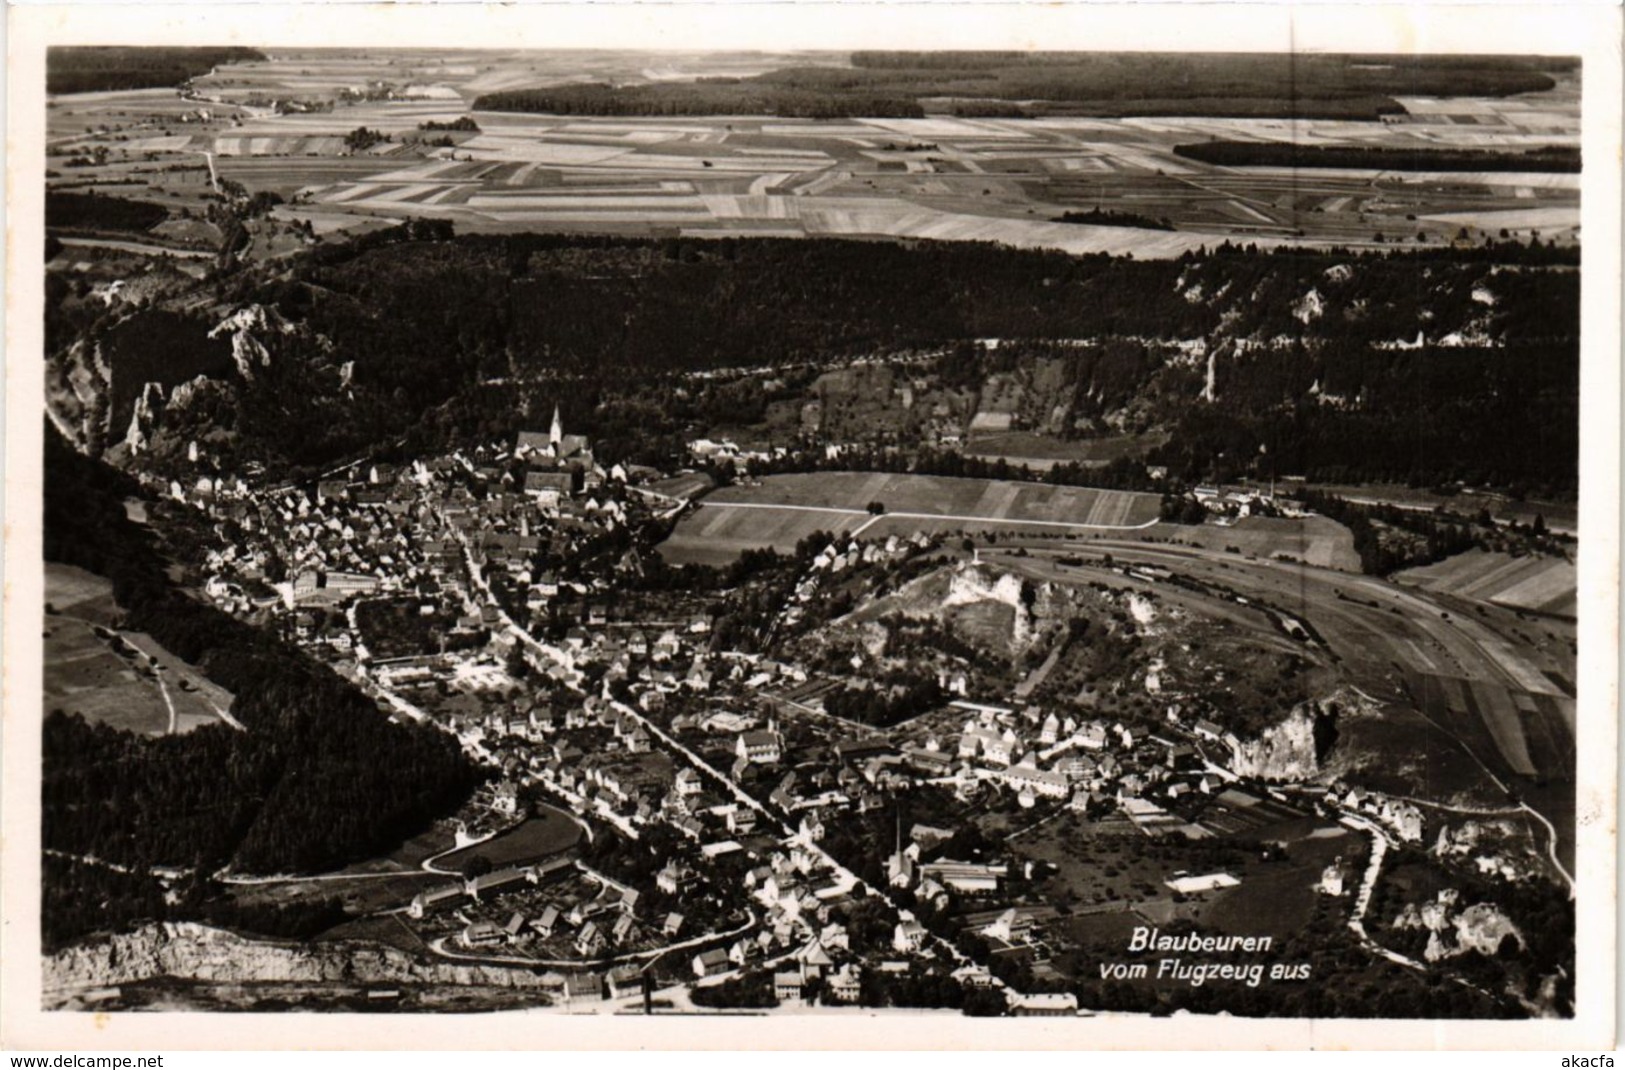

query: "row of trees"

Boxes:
[1174, 140, 1581, 174]
[1296, 489, 1484, 575]
[45, 190, 169, 233]
[1055, 208, 1174, 230]
[823, 677, 947, 727]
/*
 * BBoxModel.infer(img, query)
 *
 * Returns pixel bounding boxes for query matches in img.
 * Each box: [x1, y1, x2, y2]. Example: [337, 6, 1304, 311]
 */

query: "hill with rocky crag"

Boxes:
[47, 230, 1578, 497]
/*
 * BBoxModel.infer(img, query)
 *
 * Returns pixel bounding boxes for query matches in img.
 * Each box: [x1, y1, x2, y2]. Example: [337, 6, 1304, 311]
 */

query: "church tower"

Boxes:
[549, 405, 564, 450]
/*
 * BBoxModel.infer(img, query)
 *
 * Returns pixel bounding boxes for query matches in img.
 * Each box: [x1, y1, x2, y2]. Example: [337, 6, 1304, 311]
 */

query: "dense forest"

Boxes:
[476, 52, 1567, 121]
[46, 46, 265, 95]
[473, 83, 925, 119]
[46, 190, 170, 234]
[1174, 141, 1582, 174]
[41, 425, 484, 946]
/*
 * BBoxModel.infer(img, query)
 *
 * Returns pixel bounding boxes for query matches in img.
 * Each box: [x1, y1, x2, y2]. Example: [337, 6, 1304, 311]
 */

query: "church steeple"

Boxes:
[549, 405, 563, 448]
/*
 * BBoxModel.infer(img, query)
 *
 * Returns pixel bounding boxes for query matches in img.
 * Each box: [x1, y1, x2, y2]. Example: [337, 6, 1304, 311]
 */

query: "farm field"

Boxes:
[45, 50, 1580, 259]
[660, 506, 872, 568]
[43, 563, 236, 736]
[1394, 549, 1576, 619]
[659, 472, 1162, 564]
[1403, 671, 1575, 781]
[710, 471, 1161, 522]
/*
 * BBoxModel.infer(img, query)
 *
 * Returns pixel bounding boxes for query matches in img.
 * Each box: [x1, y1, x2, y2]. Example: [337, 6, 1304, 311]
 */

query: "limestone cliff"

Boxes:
[1226, 703, 1319, 780]
[44, 922, 553, 1006]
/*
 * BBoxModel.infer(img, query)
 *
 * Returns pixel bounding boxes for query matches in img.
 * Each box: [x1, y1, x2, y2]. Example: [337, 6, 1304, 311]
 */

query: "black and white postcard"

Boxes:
[3, 1, 1618, 1051]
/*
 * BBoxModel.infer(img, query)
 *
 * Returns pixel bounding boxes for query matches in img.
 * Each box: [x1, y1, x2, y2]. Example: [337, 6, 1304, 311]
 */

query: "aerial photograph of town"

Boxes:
[33, 40, 1583, 1024]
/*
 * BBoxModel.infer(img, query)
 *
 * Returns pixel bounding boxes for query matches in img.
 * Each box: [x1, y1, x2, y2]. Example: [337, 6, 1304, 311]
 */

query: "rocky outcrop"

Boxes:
[46, 338, 115, 453]
[1393, 889, 1524, 962]
[208, 304, 296, 382]
[1227, 704, 1319, 780]
[123, 382, 166, 455]
[44, 923, 551, 1004]
[1293, 288, 1325, 324]
[1453, 902, 1525, 958]
[944, 564, 1035, 649]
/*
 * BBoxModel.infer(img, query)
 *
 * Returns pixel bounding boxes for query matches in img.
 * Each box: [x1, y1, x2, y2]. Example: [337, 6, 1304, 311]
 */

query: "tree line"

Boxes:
[473, 83, 926, 119]
[470, 53, 1564, 122]
[47, 46, 265, 95]
[1174, 141, 1581, 174]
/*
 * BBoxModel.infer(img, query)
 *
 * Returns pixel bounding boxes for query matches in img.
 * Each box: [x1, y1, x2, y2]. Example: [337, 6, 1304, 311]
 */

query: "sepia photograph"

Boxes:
[3, 1, 1619, 1053]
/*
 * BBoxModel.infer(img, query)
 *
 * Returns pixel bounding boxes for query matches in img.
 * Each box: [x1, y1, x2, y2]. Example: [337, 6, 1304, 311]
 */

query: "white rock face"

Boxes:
[123, 381, 166, 454]
[44, 923, 555, 1004]
[209, 304, 293, 381]
[1453, 902, 1524, 957]
[1397, 891, 1524, 962]
[943, 565, 1026, 613]
[1227, 704, 1319, 779]
[169, 374, 213, 410]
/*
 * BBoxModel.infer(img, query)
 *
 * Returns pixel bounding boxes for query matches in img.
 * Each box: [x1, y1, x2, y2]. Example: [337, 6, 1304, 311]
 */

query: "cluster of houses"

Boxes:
[944, 701, 1227, 815]
[199, 471, 419, 617]
[184, 424, 804, 811]
[1329, 785, 1427, 843]
[442, 862, 656, 958]
[778, 534, 935, 629]
[196, 419, 652, 651]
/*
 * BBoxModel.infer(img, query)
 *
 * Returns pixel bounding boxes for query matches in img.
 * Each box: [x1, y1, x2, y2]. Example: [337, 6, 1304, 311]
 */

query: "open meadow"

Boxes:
[43, 563, 236, 736]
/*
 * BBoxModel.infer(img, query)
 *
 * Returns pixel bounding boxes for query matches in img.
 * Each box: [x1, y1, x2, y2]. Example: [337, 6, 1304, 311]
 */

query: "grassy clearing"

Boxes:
[1146, 516, 1362, 572]
[964, 430, 1170, 469]
[436, 809, 583, 872]
[1197, 831, 1355, 941]
[45, 563, 121, 623]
